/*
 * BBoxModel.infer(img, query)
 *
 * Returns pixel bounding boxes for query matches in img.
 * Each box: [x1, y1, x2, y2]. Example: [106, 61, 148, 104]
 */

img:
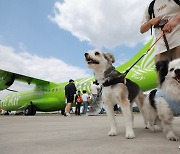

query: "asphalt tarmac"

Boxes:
[0, 114, 180, 154]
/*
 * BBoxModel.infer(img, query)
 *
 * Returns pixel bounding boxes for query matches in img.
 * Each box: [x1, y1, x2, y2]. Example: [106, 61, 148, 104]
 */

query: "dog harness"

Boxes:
[155, 90, 180, 116]
[102, 74, 140, 103]
[102, 76, 126, 87]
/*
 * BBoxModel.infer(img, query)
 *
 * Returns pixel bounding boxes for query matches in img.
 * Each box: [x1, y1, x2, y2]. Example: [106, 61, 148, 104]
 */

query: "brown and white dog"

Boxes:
[84, 49, 146, 139]
[143, 58, 180, 141]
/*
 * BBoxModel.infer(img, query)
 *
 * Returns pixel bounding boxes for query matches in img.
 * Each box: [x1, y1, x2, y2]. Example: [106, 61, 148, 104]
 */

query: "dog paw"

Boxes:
[149, 127, 156, 133]
[167, 133, 179, 141]
[108, 130, 117, 136]
[126, 131, 135, 139]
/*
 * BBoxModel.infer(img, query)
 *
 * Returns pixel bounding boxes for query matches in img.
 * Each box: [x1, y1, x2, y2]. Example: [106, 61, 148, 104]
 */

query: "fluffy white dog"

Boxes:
[143, 58, 180, 141]
[84, 50, 146, 139]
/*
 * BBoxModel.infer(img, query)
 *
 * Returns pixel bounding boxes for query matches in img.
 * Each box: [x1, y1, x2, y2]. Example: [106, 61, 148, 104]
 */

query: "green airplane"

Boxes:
[0, 39, 158, 115]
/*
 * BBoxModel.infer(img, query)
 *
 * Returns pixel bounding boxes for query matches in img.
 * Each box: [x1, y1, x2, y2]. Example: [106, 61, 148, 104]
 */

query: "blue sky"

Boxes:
[0, 0, 151, 98]
[0, 0, 91, 66]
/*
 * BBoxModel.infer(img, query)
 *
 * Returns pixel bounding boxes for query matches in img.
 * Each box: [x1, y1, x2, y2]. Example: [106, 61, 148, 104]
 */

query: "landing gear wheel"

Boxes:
[4, 111, 9, 115]
[24, 105, 36, 116]
[31, 106, 36, 115]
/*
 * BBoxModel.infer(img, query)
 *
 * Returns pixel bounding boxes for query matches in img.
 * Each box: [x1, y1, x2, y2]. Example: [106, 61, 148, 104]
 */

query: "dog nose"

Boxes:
[84, 53, 89, 58]
[175, 69, 180, 75]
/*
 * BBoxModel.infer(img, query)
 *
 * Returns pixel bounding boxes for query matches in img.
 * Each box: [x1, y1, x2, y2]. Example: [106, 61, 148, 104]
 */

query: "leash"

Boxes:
[162, 33, 172, 61]
[122, 32, 165, 78]
[161, 30, 172, 62]
[123, 19, 172, 78]
[155, 19, 172, 61]
[97, 32, 164, 93]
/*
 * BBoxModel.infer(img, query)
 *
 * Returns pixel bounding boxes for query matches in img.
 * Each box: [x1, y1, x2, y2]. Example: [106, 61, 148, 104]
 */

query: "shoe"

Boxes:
[66, 112, 71, 117]
[64, 112, 67, 116]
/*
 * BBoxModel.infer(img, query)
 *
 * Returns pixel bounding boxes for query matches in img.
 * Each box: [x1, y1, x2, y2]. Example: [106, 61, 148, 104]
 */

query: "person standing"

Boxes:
[64, 79, 77, 116]
[82, 90, 89, 115]
[75, 91, 82, 116]
[140, 0, 180, 63]
[90, 80, 100, 106]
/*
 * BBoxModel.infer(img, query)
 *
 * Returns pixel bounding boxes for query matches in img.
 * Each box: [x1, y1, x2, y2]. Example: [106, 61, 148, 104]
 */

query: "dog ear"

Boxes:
[156, 60, 169, 85]
[104, 52, 115, 63]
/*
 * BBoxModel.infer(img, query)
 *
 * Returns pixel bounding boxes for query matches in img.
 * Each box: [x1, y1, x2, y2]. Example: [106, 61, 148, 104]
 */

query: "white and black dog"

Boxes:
[84, 50, 146, 139]
[143, 58, 180, 141]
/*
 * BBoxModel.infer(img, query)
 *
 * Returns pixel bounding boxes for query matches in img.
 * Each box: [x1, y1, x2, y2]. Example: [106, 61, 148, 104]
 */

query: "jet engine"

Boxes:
[0, 73, 15, 90]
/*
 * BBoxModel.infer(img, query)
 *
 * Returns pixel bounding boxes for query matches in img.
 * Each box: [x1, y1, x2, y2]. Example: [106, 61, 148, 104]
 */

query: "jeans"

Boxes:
[92, 94, 97, 105]
[83, 101, 88, 114]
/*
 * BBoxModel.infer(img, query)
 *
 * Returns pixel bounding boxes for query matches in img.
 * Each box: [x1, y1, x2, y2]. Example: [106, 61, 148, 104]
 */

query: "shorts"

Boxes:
[155, 46, 180, 62]
[66, 96, 74, 103]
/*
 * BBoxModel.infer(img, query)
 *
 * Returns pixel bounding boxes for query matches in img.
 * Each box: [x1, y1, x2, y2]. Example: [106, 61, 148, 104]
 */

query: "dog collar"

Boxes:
[104, 67, 115, 78]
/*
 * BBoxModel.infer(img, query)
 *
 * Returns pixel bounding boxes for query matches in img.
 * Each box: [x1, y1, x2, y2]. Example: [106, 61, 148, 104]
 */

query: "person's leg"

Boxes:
[155, 46, 180, 83]
[83, 101, 85, 114]
[75, 104, 78, 115]
[64, 96, 74, 116]
[84, 101, 88, 115]
[171, 46, 180, 60]
[92, 94, 97, 106]
[155, 46, 180, 63]
[65, 103, 72, 115]
[77, 103, 80, 115]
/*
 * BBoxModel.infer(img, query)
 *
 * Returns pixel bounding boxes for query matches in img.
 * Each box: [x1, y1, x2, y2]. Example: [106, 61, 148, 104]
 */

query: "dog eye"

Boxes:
[170, 68, 174, 72]
[95, 52, 100, 56]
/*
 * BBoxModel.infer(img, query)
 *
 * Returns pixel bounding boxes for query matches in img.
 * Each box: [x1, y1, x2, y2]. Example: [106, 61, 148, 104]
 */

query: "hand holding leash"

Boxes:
[154, 19, 172, 61]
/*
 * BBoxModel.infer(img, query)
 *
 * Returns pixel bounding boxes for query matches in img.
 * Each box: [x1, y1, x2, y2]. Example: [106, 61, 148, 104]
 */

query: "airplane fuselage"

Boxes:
[1, 86, 65, 112]
[0, 77, 93, 114]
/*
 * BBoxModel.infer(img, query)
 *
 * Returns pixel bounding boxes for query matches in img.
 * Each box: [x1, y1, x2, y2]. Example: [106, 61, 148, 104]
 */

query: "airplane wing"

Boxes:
[0, 69, 56, 90]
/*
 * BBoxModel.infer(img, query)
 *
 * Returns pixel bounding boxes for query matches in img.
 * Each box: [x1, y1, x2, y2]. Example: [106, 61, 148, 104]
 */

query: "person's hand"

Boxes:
[149, 18, 161, 26]
[163, 14, 180, 33]
[140, 18, 161, 34]
[162, 20, 177, 33]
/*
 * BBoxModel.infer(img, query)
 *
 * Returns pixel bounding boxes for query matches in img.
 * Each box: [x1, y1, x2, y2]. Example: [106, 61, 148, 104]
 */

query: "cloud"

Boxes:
[0, 44, 90, 99]
[49, 0, 151, 49]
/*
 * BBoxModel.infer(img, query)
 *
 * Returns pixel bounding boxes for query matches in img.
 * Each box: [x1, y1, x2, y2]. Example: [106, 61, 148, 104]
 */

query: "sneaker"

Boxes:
[66, 113, 71, 117]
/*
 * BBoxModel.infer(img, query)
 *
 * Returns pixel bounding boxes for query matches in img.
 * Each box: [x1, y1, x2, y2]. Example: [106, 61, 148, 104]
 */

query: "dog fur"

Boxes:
[143, 58, 180, 141]
[84, 49, 146, 139]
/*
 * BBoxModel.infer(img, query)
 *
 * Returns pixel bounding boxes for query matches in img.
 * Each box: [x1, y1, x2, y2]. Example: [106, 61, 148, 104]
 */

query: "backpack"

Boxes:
[148, 0, 180, 34]
[76, 96, 82, 103]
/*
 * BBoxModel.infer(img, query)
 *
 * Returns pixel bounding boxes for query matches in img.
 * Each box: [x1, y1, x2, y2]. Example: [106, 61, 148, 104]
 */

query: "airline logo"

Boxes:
[131, 48, 155, 81]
